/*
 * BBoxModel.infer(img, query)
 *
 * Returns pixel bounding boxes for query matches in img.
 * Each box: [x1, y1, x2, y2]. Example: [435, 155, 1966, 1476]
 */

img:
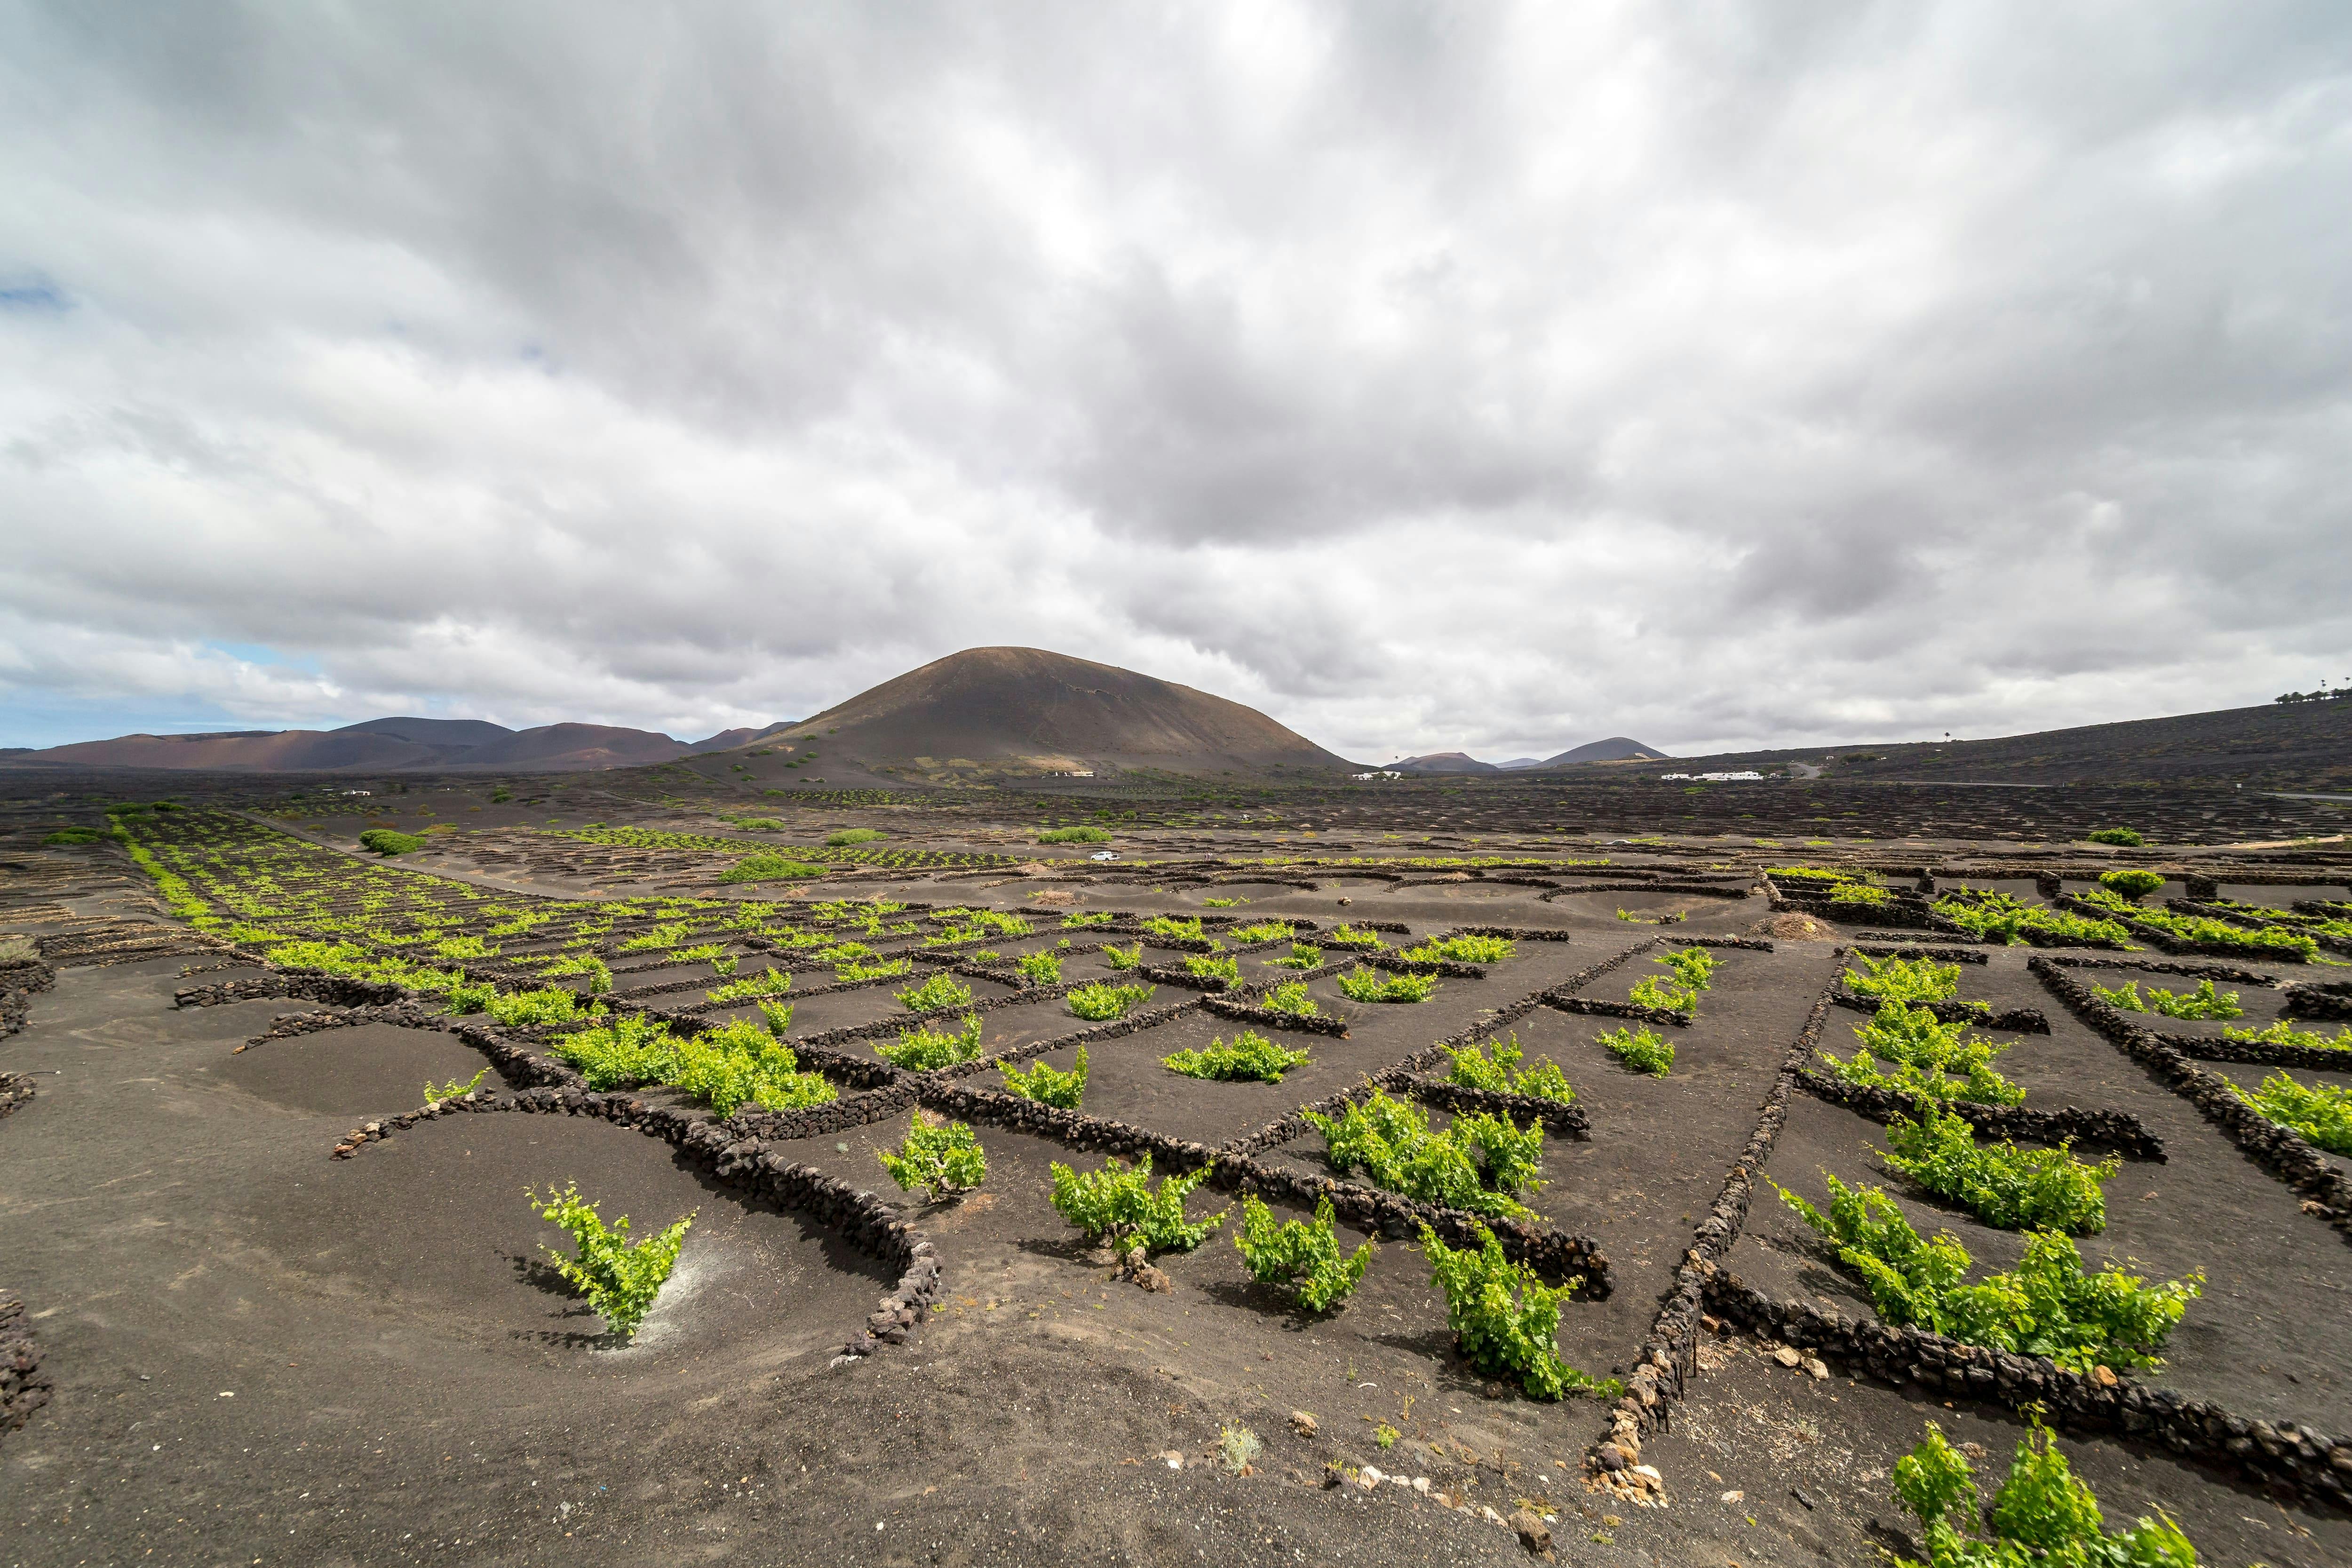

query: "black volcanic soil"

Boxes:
[6, 788, 2352, 1567]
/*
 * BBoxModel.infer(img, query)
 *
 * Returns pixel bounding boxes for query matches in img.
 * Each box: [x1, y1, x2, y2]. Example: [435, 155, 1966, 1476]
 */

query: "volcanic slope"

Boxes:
[763, 646, 1357, 778]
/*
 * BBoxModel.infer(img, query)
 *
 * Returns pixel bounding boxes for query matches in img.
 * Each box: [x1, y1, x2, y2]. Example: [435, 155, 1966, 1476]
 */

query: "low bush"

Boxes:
[876, 1014, 984, 1070]
[1305, 1090, 1540, 1219]
[2228, 1071, 2352, 1154]
[1269, 942, 1323, 970]
[1143, 915, 1207, 941]
[1049, 1155, 1226, 1253]
[1233, 1194, 1373, 1312]
[1185, 952, 1240, 987]
[2097, 868, 2166, 901]
[1845, 954, 1963, 1004]
[1830, 882, 1894, 908]
[1890, 1418, 2196, 1568]
[1878, 1104, 2116, 1234]
[1657, 946, 1717, 991]
[1261, 980, 1320, 1017]
[1001, 1047, 1088, 1108]
[2086, 828, 2145, 847]
[756, 998, 795, 1035]
[1336, 966, 1437, 1003]
[359, 828, 428, 856]
[444, 977, 496, 1015]
[1038, 826, 1113, 844]
[1014, 950, 1063, 985]
[1067, 980, 1155, 1020]
[1597, 1024, 1674, 1076]
[2090, 977, 2240, 1019]
[41, 827, 103, 845]
[667, 1020, 836, 1114]
[1614, 907, 1686, 925]
[837, 956, 914, 983]
[1419, 1223, 1617, 1401]
[525, 1181, 694, 1339]
[1229, 920, 1295, 944]
[1774, 1175, 2200, 1372]
[2221, 1019, 2352, 1050]
[1446, 1033, 1576, 1103]
[896, 971, 975, 1012]
[1401, 933, 1515, 965]
[877, 1115, 988, 1199]
[2074, 887, 2317, 958]
[719, 852, 826, 884]
[824, 828, 887, 847]
[1935, 890, 2135, 947]
[554, 1014, 677, 1088]
[486, 987, 602, 1027]
[1820, 1003, 2022, 1106]
[1163, 1029, 1312, 1083]
[1627, 974, 1697, 1016]
[1324, 924, 1385, 949]
[1202, 896, 1243, 908]
[1101, 942, 1144, 971]
[707, 966, 794, 1004]
[424, 1066, 489, 1105]
[1061, 910, 1115, 927]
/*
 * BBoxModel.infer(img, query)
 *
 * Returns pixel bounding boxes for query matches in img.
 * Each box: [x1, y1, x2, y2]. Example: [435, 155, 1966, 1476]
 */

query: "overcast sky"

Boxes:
[5, 3, 2348, 762]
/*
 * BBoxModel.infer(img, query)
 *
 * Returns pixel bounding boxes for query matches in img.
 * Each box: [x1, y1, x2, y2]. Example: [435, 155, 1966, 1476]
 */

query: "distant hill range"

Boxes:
[1659, 700, 2352, 790]
[758, 647, 1353, 782]
[4, 715, 795, 773]
[1391, 737, 1666, 773]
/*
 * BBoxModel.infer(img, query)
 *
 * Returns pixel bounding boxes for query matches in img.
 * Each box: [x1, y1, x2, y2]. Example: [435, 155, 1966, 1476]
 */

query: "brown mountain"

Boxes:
[8, 720, 696, 773]
[764, 647, 1354, 777]
[1392, 752, 1501, 775]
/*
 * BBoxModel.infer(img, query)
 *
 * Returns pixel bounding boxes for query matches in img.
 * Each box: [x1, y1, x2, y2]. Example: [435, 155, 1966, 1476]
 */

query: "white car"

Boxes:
[1089, 850, 1118, 862]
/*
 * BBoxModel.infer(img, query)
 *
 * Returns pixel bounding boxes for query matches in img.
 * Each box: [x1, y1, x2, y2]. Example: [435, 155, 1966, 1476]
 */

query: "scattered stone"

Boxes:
[2091, 1365, 2119, 1389]
[1289, 1411, 1318, 1438]
[1772, 1345, 1803, 1369]
[1719, 1490, 1744, 1504]
[1792, 1485, 1817, 1510]
[1508, 1506, 1554, 1558]
[1804, 1356, 1829, 1380]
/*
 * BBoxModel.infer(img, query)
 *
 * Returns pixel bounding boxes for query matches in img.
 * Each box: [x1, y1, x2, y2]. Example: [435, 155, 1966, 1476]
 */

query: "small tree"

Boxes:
[525, 1181, 694, 1339]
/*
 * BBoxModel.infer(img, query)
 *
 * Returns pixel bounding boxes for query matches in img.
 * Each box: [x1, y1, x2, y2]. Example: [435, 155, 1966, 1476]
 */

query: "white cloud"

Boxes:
[2, 1, 2347, 756]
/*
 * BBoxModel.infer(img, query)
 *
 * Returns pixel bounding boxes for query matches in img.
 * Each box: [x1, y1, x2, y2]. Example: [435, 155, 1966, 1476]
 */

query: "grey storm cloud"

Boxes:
[2, 1, 2349, 757]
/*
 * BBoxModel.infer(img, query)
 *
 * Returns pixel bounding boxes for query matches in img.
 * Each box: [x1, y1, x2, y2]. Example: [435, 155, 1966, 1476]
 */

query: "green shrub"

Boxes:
[620, 921, 693, 952]
[524, 1181, 694, 1339]
[756, 998, 795, 1035]
[1878, 1104, 2116, 1234]
[1935, 890, 2136, 947]
[1260, 980, 1319, 1017]
[1446, 1033, 1576, 1103]
[2097, 868, 2166, 901]
[1001, 1047, 1088, 1108]
[1038, 826, 1113, 844]
[1233, 1194, 1373, 1312]
[720, 852, 826, 884]
[2229, 1071, 2352, 1154]
[876, 1014, 984, 1070]
[708, 966, 794, 1004]
[423, 1066, 489, 1105]
[489, 787, 513, 804]
[672, 942, 726, 963]
[2090, 977, 2241, 1019]
[837, 956, 914, 983]
[1830, 882, 1893, 908]
[486, 987, 602, 1027]
[667, 1020, 836, 1114]
[877, 1116, 988, 1199]
[1596, 1024, 1674, 1075]
[1336, 966, 1437, 1003]
[1820, 1003, 2022, 1106]
[1101, 942, 1144, 971]
[1774, 1175, 2200, 1371]
[1324, 924, 1385, 949]
[1048, 1155, 1226, 1253]
[1143, 915, 1206, 941]
[2220, 1019, 2352, 1050]
[1269, 941, 1322, 970]
[896, 971, 975, 1012]
[359, 828, 428, 856]
[1305, 1090, 1539, 1218]
[1627, 973, 1696, 1016]
[1067, 980, 1155, 1020]
[1163, 1029, 1312, 1083]
[1614, 907, 1686, 925]
[1185, 952, 1241, 987]
[444, 977, 497, 1015]
[1845, 954, 1963, 1004]
[1229, 920, 1296, 944]
[2086, 828, 2145, 847]
[1890, 1418, 2197, 1568]
[1419, 1223, 1617, 1401]
[2075, 888, 2317, 958]
[1657, 947, 1717, 991]
[824, 828, 887, 847]
[553, 1015, 679, 1089]
[1202, 896, 1242, 908]
[1014, 950, 1063, 985]
[1061, 910, 1115, 927]
[41, 827, 103, 845]
[1401, 933, 1516, 965]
